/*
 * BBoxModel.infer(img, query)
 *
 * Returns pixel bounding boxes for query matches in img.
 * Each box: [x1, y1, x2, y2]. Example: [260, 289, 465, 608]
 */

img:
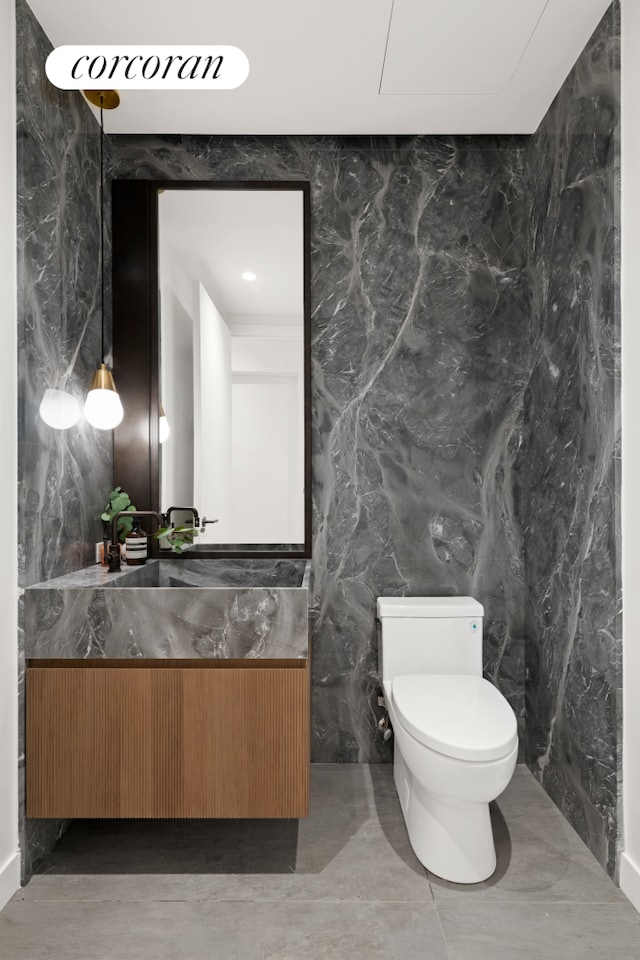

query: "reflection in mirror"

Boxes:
[158, 189, 305, 547]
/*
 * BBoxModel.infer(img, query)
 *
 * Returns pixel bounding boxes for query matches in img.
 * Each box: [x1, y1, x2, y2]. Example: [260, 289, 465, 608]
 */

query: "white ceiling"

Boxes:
[29, 0, 612, 135]
[159, 189, 304, 324]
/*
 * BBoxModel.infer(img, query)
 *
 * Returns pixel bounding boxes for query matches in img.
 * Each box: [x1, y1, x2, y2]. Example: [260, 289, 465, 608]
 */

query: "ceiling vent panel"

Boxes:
[380, 0, 549, 96]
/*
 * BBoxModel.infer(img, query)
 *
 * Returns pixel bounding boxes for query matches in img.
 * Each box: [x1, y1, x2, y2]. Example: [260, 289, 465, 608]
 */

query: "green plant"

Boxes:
[154, 524, 199, 554]
[101, 486, 137, 543]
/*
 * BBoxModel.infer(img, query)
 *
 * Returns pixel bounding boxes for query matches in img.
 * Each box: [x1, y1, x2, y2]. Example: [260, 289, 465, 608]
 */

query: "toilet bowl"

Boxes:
[377, 597, 518, 884]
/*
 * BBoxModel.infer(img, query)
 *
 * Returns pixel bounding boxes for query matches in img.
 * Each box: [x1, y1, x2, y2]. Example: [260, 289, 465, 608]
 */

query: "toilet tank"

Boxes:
[377, 596, 484, 683]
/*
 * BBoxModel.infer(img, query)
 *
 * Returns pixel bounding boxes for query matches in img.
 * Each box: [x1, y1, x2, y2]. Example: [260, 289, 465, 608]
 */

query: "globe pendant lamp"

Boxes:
[39, 387, 81, 430]
[84, 363, 123, 430]
[83, 90, 123, 430]
[159, 404, 170, 444]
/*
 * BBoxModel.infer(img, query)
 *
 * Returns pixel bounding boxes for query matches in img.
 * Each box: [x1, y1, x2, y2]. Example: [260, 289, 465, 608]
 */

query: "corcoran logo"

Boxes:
[46, 45, 249, 90]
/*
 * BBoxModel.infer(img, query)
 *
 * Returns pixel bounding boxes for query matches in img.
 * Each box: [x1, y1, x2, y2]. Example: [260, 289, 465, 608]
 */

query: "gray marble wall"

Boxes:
[17, 0, 113, 877]
[110, 133, 530, 767]
[307, 138, 530, 763]
[520, 4, 621, 877]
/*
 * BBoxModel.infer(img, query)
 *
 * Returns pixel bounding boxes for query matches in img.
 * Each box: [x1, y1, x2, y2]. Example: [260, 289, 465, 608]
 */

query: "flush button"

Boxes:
[470, 620, 479, 632]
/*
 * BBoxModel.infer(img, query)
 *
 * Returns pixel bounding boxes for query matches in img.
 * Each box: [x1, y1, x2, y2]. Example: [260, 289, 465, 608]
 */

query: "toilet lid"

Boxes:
[392, 675, 518, 762]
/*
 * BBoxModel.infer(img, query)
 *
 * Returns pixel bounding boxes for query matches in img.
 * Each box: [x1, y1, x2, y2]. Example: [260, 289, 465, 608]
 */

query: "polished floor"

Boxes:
[1, 764, 639, 959]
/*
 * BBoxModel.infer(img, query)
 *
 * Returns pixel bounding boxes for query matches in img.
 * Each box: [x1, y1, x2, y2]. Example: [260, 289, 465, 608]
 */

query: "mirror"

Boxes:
[112, 180, 311, 559]
[158, 189, 305, 546]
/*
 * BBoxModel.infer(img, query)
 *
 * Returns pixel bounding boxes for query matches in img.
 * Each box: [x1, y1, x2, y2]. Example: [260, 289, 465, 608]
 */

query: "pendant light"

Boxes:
[159, 404, 170, 444]
[83, 90, 124, 430]
[39, 387, 81, 430]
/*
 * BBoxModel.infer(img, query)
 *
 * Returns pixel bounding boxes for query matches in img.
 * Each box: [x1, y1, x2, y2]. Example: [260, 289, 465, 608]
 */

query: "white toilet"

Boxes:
[377, 596, 518, 884]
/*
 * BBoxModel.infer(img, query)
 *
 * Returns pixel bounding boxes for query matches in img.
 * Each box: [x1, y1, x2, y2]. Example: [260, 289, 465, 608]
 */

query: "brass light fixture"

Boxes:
[83, 90, 120, 110]
[83, 90, 124, 430]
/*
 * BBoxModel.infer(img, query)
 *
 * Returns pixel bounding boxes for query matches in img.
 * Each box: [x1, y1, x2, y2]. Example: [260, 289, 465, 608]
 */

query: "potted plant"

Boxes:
[101, 487, 137, 559]
[154, 524, 199, 554]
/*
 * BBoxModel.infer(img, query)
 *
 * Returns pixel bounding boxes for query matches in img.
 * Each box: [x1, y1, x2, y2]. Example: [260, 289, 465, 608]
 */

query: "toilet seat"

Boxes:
[392, 674, 518, 763]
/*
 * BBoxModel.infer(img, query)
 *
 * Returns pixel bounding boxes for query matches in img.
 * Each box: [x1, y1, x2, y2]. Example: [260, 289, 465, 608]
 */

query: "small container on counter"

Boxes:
[125, 519, 147, 565]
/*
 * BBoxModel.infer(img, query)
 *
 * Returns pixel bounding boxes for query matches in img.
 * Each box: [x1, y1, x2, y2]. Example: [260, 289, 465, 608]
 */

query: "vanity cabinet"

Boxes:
[26, 659, 309, 819]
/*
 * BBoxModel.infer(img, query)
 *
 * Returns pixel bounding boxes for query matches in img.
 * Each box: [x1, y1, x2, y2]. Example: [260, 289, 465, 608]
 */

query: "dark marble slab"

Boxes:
[112, 134, 530, 770]
[17, 0, 114, 879]
[306, 135, 529, 764]
[17, 3, 112, 591]
[25, 560, 310, 660]
[519, 3, 621, 878]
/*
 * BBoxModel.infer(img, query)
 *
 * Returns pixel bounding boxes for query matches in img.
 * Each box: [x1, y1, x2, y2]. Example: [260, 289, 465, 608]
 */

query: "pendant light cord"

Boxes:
[100, 96, 105, 364]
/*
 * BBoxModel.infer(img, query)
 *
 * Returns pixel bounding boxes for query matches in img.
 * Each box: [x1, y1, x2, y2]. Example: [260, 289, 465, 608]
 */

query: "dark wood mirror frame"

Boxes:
[111, 179, 312, 559]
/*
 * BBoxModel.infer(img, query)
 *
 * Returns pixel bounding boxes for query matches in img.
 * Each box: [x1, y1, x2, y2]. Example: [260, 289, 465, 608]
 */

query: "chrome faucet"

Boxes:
[109, 510, 165, 572]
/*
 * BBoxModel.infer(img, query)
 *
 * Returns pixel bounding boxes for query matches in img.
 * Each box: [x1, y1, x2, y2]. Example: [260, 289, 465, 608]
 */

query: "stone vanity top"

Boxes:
[26, 559, 311, 661]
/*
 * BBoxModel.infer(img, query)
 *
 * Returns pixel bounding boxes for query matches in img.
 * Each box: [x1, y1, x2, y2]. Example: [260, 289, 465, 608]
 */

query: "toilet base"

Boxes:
[394, 749, 497, 884]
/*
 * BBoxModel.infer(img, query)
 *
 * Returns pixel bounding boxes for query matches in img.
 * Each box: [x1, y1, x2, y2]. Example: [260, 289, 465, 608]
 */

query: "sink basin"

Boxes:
[104, 558, 308, 589]
[26, 558, 310, 660]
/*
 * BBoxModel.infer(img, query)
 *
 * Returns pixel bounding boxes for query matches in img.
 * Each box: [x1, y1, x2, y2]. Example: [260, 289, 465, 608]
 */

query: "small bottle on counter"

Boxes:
[125, 519, 147, 565]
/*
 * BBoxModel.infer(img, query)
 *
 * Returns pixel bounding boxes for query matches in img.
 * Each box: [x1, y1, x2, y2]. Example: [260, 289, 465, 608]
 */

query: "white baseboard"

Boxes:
[621, 852, 640, 915]
[0, 850, 20, 912]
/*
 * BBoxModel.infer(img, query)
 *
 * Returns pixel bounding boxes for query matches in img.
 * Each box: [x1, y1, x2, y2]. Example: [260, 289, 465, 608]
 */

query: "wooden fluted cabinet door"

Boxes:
[26, 660, 310, 819]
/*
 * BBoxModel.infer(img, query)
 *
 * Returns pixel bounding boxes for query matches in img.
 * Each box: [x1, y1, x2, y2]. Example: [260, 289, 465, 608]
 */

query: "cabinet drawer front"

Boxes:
[27, 664, 309, 818]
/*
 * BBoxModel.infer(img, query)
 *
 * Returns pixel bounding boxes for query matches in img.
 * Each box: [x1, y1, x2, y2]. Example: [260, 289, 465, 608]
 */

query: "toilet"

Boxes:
[377, 596, 518, 884]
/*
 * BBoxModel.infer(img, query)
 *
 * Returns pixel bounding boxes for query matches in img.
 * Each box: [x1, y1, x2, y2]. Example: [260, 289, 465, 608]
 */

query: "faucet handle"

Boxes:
[200, 516, 219, 533]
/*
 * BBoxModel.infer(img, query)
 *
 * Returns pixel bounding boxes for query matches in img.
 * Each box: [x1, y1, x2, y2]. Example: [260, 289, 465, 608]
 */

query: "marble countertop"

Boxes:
[28, 558, 311, 590]
[26, 559, 311, 661]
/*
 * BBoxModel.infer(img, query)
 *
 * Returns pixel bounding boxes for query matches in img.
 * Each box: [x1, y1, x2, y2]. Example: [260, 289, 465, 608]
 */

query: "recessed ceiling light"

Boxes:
[242, 271, 257, 282]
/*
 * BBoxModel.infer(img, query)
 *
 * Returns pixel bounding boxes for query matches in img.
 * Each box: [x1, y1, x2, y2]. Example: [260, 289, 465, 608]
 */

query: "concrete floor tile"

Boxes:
[26, 764, 429, 905]
[428, 788, 624, 903]
[494, 764, 557, 813]
[17, 858, 430, 906]
[437, 901, 640, 960]
[0, 900, 447, 960]
[5, 764, 639, 960]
